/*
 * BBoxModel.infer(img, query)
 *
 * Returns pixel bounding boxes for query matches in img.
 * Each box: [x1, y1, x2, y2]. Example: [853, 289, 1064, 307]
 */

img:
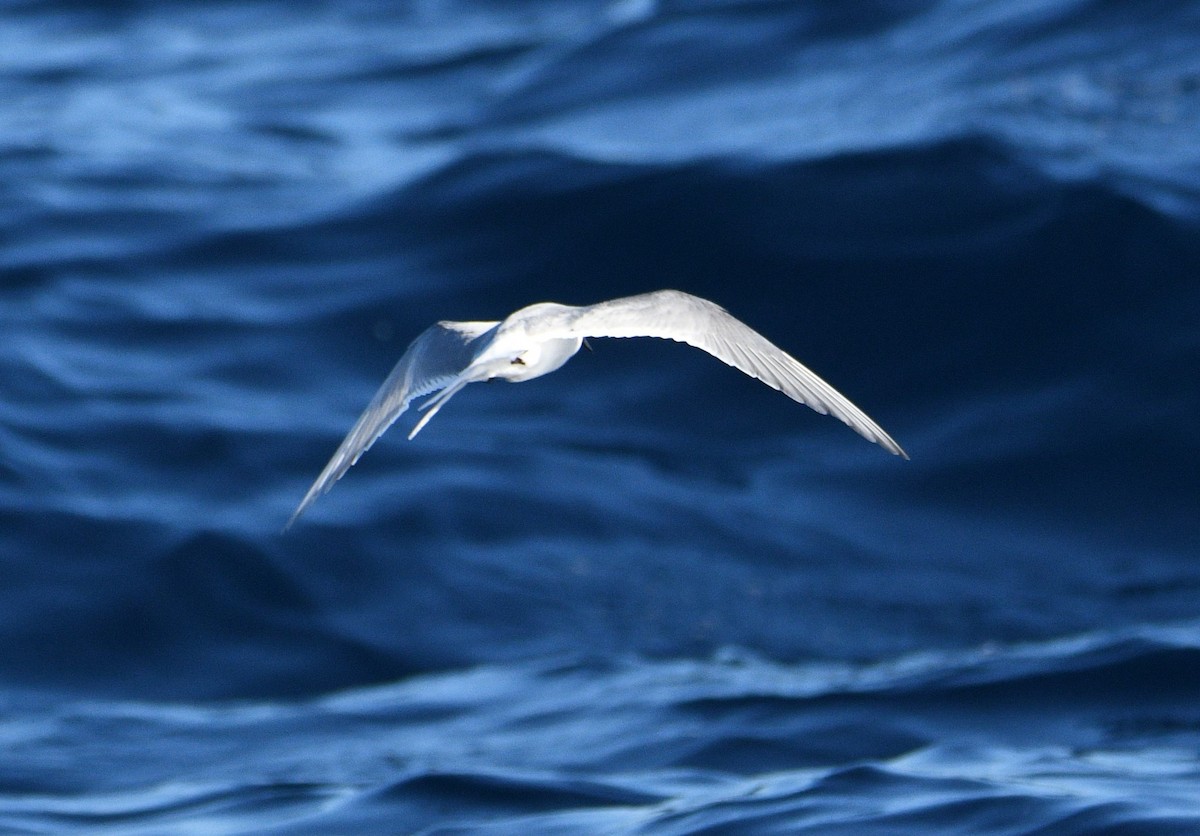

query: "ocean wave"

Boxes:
[3, 0, 1198, 251]
[2, 0, 1199, 831]
[2, 625, 1198, 832]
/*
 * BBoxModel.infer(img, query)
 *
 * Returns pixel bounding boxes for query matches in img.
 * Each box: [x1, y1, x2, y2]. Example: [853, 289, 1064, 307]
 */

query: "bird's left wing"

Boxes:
[543, 290, 907, 458]
[288, 319, 497, 527]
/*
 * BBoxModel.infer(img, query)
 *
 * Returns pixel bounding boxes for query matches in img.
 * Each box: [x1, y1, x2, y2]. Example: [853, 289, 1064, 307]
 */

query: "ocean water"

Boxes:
[2, 0, 1199, 832]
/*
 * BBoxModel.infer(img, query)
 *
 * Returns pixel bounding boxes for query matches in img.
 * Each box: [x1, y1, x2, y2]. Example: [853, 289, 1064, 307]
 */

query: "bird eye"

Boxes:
[511, 357, 526, 366]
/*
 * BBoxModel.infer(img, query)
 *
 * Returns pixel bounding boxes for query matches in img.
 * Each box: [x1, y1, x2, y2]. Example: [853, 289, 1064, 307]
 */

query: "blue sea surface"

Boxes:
[2, 0, 1199, 832]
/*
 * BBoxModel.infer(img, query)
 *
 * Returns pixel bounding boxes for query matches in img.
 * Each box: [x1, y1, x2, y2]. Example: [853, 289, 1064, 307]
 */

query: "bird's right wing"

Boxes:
[288, 319, 498, 527]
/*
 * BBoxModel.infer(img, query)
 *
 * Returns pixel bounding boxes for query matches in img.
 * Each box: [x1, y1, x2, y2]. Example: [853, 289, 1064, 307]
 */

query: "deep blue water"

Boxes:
[2, 0, 1200, 832]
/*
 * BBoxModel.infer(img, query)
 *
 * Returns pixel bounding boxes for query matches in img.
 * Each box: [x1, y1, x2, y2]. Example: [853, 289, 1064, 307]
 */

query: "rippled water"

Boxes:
[2, 0, 1199, 832]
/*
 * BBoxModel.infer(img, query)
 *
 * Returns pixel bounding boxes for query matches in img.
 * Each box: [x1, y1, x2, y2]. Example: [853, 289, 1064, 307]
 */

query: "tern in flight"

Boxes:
[288, 289, 906, 527]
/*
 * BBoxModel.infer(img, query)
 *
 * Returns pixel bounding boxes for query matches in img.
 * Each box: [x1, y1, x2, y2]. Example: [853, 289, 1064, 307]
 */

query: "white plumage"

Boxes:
[289, 290, 906, 527]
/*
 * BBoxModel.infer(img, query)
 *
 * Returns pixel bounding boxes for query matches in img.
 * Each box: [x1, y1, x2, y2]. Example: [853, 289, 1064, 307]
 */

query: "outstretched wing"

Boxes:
[288, 320, 498, 527]
[552, 290, 907, 458]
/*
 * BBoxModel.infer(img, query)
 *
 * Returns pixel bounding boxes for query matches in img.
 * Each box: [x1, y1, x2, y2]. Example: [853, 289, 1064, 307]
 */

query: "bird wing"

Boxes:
[548, 289, 907, 458]
[288, 319, 498, 527]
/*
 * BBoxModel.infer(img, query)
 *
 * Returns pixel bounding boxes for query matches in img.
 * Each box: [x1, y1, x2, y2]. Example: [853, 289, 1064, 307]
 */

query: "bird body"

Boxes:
[288, 290, 905, 527]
